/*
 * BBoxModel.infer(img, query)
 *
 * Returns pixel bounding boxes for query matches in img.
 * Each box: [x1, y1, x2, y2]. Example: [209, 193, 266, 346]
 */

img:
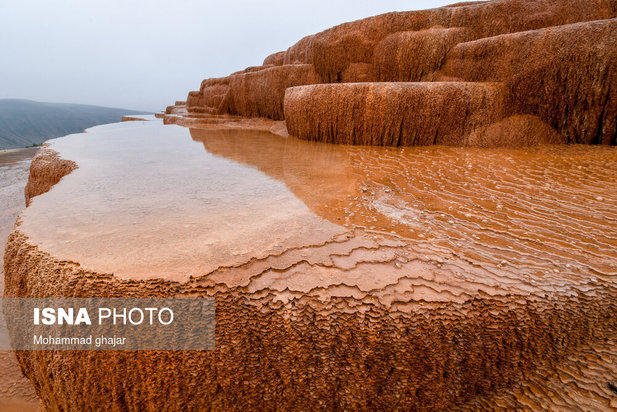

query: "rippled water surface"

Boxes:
[192, 128, 617, 283]
[19, 120, 617, 292]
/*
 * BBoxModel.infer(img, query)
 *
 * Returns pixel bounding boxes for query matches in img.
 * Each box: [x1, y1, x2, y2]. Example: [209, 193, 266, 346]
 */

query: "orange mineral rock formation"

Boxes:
[23, 146, 76, 206]
[373, 27, 471, 82]
[6, 120, 617, 410]
[284, 82, 506, 146]
[437, 18, 617, 144]
[226, 64, 321, 120]
[172, 0, 617, 147]
[6, 0, 617, 410]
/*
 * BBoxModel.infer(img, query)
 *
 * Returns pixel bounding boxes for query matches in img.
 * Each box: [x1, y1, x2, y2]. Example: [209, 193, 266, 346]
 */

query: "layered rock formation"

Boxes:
[24, 146, 76, 207]
[5, 121, 617, 410]
[5, 1, 617, 410]
[173, 0, 617, 146]
[284, 82, 506, 145]
[164, 100, 187, 115]
[436, 18, 617, 145]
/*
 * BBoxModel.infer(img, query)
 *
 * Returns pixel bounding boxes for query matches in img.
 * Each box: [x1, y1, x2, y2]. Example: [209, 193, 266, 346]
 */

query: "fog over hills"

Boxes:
[0, 99, 147, 149]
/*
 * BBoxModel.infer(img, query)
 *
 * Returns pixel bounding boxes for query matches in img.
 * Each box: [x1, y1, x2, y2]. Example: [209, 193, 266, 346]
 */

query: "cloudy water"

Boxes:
[192, 128, 617, 288]
[17, 120, 617, 296]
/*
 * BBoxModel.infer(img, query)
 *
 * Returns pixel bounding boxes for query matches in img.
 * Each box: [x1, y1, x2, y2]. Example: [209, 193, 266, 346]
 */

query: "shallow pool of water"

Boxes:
[18, 120, 617, 295]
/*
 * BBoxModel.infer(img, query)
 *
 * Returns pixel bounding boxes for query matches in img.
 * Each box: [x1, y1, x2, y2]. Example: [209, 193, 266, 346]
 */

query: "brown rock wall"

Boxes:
[265, 0, 617, 83]
[226, 64, 322, 120]
[439, 18, 617, 144]
[183, 0, 617, 146]
[284, 82, 505, 145]
[373, 27, 470, 82]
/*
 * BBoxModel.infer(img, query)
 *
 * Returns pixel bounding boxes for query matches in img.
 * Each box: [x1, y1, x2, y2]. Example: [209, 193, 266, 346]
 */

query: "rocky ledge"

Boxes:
[5, 118, 617, 409]
[169, 0, 617, 147]
[5, 0, 617, 410]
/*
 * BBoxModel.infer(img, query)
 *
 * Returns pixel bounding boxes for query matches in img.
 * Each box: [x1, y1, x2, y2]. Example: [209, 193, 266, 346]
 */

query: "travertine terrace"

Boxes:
[5, 119, 617, 409]
[174, 0, 617, 147]
[5, 0, 617, 410]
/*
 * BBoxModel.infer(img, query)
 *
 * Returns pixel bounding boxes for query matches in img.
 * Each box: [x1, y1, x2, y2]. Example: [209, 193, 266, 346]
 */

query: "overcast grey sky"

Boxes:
[1, 0, 456, 112]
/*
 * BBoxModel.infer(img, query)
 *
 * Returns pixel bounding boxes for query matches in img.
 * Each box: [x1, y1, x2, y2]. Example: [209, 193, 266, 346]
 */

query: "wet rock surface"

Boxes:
[0, 148, 40, 412]
[175, 0, 617, 147]
[284, 82, 506, 146]
[459, 335, 617, 410]
[437, 18, 617, 145]
[5, 119, 617, 409]
[24, 145, 76, 207]
[5, 1, 617, 409]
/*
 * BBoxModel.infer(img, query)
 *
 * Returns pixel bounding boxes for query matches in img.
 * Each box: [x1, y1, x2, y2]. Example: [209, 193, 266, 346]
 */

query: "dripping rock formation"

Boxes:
[168, 0, 617, 147]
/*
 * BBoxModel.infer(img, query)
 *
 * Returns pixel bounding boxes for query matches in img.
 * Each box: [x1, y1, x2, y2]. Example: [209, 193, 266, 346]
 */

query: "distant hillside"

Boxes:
[0, 99, 148, 149]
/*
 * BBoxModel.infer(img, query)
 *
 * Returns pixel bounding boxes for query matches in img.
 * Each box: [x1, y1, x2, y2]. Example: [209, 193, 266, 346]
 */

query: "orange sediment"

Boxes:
[5, 119, 617, 409]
